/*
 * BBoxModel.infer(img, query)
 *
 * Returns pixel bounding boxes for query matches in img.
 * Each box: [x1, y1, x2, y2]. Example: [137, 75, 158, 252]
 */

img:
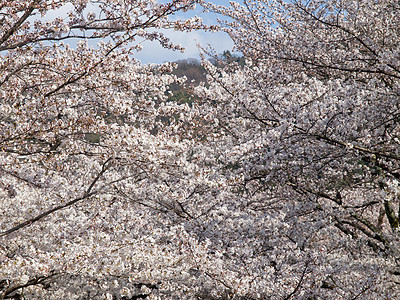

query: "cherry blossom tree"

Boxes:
[0, 1, 226, 299]
[188, 0, 400, 297]
[3, 0, 400, 299]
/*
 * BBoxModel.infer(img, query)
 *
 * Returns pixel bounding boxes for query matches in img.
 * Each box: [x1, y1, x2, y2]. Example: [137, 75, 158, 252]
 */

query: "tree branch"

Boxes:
[0, 158, 113, 237]
[283, 261, 309, 300]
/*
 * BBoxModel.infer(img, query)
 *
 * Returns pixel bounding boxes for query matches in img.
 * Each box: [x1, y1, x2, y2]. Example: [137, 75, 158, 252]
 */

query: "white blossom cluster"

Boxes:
[1, 0, 400, 299]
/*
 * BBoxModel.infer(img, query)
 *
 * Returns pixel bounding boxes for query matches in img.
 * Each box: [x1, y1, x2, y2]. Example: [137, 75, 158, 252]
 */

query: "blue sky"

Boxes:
[136, 1, 241, 63]
[43, 1, 242, 64]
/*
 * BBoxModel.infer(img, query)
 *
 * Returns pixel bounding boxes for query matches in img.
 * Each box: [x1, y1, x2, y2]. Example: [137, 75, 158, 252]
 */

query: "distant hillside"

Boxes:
[168, 51, 244, 104]
[169, 58, 207, 92]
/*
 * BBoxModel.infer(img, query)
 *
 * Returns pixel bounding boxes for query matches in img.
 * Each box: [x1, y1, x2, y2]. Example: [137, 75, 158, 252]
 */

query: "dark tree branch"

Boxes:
[283, 261, 309, 300]
[1, 271, 58, 300]
[0, 1, 38, 48]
